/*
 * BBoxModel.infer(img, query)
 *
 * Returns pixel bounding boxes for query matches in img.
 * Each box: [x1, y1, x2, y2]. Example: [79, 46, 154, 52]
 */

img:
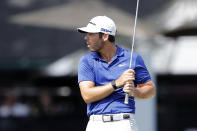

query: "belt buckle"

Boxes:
[102, 115, 113, 122]
[123, 114, 130, 119]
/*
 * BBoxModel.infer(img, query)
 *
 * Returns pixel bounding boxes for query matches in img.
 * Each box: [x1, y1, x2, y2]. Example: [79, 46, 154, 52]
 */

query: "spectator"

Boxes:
[0, 91, 30, 118]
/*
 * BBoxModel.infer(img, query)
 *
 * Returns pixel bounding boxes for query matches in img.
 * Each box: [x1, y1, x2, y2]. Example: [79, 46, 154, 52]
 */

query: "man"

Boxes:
[77, 16, 155, 131]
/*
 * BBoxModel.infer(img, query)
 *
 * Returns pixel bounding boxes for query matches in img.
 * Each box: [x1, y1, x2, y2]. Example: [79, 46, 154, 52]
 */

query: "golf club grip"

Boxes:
[124, 93, 129, 104]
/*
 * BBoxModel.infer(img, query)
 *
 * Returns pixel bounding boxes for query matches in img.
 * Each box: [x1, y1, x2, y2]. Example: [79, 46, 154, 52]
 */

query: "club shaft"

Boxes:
[124, 0, 140, 104]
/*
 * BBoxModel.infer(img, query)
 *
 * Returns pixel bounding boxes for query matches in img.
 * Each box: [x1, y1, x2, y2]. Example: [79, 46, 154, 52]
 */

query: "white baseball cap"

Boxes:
[77, 16, 116, 36]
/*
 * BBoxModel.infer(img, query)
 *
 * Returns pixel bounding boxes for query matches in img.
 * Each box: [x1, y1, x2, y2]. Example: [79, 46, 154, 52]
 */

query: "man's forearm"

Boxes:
[79, 82, 115, 104]
[133, 83, 156, 99]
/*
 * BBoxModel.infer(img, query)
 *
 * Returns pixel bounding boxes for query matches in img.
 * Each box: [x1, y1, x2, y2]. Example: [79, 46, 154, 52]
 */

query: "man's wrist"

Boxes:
[111, 80, 118, 90]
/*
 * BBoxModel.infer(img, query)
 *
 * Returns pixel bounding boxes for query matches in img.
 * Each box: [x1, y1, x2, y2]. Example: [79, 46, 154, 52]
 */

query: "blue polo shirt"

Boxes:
[78, 45, 151, 117]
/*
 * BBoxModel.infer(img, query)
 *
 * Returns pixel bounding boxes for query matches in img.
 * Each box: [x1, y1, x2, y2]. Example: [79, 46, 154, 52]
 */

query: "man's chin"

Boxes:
[88, 47, 96, 52]
[90, 50, 96, 52]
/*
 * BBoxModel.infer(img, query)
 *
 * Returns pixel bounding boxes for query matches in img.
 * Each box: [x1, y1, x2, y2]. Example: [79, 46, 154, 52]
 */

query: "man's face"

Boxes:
[84, 33, 104, 52]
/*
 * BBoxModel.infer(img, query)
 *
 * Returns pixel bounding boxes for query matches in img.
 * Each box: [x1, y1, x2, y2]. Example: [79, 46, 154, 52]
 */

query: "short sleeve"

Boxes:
[134, 55, 151, 84]
[78, 56, 95, 83]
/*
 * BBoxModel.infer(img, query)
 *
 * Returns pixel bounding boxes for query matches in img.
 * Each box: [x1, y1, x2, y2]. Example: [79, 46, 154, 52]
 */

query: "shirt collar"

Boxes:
[116, 45, 124, 57]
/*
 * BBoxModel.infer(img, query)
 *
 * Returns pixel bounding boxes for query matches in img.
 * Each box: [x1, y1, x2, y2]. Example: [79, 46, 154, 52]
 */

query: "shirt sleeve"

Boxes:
[78, 55, 95, 83]
[134, 55, 151, 84]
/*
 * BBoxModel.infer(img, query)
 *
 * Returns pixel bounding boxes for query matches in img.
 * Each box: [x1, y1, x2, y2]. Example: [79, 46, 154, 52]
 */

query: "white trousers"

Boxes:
[86, 114, 138, 131]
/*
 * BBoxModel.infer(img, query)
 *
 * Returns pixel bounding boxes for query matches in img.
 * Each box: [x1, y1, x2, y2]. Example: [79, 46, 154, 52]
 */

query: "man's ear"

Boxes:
[102, 34, 109, 41]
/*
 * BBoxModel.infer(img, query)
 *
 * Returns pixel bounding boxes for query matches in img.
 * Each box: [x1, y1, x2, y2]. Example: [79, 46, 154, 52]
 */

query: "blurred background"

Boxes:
[1, 0, 197, 131]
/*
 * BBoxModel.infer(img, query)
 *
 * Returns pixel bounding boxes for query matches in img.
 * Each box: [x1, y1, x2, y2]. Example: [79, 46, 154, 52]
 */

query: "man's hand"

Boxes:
[124, 81, 156, 98]
[115, 69, 135, 87]
[123, 82, 137, 97]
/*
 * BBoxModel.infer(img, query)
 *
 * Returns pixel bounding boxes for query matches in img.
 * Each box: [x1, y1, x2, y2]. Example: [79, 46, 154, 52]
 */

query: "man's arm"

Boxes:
[136, 80, 156, 99]
[79, 81, 114, 104]
[123, 80, 156, 99]
[79, 69, 135, 104]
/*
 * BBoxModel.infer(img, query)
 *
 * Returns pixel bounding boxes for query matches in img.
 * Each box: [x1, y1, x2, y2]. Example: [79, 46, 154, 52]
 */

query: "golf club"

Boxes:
[124, 0, 140, 104]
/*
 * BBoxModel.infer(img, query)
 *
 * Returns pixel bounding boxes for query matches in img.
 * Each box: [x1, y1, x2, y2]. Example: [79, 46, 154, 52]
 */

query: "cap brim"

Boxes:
[77, 26, 100, 34]
[77, 27, 87, 33]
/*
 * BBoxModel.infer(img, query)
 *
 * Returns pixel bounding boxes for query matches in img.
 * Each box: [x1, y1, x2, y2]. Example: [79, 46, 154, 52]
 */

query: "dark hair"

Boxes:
[99, 32, 115, 43]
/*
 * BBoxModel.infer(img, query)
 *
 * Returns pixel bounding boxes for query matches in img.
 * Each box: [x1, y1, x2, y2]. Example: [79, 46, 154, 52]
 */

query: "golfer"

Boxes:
[77, 16, 155, 131]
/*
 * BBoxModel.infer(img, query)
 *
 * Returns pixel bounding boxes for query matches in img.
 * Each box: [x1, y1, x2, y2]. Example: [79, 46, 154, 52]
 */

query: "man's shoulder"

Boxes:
[120, 47, 140, 57]
[120, 47, 143, 64]
[79, 52, 96, 63]
[81, 52, 95, 59]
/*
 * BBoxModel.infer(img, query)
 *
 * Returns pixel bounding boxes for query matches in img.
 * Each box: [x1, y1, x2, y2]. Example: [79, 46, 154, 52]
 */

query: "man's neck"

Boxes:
[99, 43, 117, 63]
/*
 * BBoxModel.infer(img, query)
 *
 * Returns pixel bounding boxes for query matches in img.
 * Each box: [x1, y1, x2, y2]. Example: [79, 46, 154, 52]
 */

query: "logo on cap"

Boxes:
[100, 28, 112, 33]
